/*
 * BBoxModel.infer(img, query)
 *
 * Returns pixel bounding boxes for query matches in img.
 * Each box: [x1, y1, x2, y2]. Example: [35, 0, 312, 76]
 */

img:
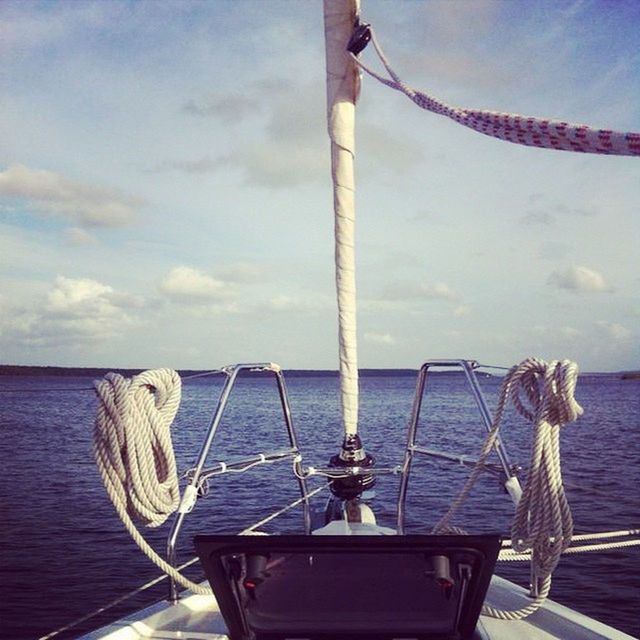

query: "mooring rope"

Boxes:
[38, 487, 327, 640]
[502, 527, 640, 547]
[499, 537, 640, 562]
[351, 27, 640, 157]
[94, 369, 211, 595]
[37, 556, 203, 640]
[433, 358, 583, 620]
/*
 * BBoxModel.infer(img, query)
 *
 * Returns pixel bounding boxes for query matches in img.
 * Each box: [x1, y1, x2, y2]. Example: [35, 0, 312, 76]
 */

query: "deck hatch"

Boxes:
[194, 534, 501, 640]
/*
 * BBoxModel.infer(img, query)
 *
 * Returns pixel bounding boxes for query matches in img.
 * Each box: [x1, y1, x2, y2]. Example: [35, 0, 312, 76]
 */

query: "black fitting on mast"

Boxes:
[328, 433, 376, 500]
[347, 19, 372, 56]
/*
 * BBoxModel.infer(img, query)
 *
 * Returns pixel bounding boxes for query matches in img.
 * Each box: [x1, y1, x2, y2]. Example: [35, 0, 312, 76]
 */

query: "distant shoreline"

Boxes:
[0, 364, 416, 378]
[1, 364, 637, 379]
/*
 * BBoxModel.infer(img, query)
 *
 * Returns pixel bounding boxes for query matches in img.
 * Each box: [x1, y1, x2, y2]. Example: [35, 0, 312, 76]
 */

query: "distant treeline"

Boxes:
[0, 364, 418, 378]
[1, 364, 634, 379]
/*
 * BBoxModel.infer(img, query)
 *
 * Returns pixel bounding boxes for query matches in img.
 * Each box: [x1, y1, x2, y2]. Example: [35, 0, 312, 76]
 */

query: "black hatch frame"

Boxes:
[194, 534, 501, 640]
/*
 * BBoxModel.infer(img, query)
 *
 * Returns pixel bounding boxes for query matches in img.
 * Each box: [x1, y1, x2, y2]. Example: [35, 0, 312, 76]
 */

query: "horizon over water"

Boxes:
[0, 368, 638, 639]
[2, 363, 639, 375]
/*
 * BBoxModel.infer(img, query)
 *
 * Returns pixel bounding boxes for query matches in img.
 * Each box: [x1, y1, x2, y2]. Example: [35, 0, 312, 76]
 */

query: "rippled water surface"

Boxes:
[1, 370, 638, 638]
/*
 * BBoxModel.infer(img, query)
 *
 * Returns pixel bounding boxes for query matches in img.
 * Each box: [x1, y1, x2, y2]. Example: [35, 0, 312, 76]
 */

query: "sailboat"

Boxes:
[40, 1, 638, 639]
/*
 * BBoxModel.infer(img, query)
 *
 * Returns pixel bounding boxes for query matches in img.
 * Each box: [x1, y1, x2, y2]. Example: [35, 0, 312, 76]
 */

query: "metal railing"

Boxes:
[396, 359, 522, 533]
[165, 359, 523, 600]
[165, 362, 311, 601]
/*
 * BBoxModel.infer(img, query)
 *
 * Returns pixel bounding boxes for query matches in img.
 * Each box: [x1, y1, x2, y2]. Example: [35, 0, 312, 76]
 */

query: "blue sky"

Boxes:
[0, 0, 638, 371]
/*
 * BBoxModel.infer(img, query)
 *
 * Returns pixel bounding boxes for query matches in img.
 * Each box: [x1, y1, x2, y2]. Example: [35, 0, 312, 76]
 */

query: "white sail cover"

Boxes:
[324, 0, 360, 436]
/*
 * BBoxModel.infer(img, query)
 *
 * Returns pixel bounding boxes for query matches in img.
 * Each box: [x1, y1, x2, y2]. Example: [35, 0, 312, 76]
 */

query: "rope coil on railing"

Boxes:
[433, 358, 583, 620]
[509, 360, 581, 579]
[94, 369, 211, 595]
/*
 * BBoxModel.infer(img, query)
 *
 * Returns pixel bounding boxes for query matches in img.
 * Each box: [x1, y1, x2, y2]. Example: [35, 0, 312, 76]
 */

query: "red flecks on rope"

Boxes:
[352, 30, 640, 157]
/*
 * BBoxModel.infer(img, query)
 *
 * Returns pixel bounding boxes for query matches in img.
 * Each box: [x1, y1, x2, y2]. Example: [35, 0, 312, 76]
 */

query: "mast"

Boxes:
[324, 0, 360, 438]
[323, 0, 375, 500]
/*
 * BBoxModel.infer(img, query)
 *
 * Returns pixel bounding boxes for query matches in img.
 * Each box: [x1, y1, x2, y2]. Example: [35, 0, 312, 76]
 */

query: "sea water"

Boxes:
[0, 370, 638, 639]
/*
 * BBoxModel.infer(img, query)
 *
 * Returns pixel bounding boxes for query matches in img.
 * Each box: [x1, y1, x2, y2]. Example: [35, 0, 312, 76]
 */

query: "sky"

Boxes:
[0, 0, 638, 372]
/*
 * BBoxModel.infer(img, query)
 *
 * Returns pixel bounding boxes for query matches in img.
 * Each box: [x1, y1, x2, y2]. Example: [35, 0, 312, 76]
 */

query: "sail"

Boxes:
[324, 0, 360, 436]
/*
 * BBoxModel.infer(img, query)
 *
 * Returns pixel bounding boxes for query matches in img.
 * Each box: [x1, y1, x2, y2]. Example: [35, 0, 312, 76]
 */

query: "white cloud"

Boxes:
[411, 49, 513, 89]
[178, 80, 421, 188]
[65, 227, 96, 245]
[596, 321, 631, 340]
[364, 332, 397, 346]
[410, 210, 447, 225]
[0, 294, 13, 325]
[554, 204, 596, 217]
[151, 155, 230, 175]
[182, 93, 260, 123]
[0, 2, 109, 53]
[419, 282, 458, 300]
[46, 277, 114, 315]
[44, 276, 143, 317]
[560, 326, 581, 338]
[420, 0, 498, 40]
[0, 165, 139, 227]
[214, 263, 265, 284]
[385, 281, 458, 301]
[521, 210, 555, 226]
[265, 295, 332, 313]
[0, 276, 141, 347]
[359, 125, 423, 175]
[159, 266, 229, 303]
[238, 145, 327, 188]
[360, 298, 408, 312]
[548, 265, 613, 293]
[538, 241, 571, 260]
[453, 305, 471, 317]
[520, 199, 595, 227]
[179, 80, 326, 188]
[154, 146, 326, 185]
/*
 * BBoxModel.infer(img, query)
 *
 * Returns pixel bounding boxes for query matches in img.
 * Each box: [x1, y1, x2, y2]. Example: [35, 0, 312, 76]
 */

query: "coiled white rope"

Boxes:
[434, 358, 583, 620]
[94, 369, 211, 595]
[509, 360, 582, 577]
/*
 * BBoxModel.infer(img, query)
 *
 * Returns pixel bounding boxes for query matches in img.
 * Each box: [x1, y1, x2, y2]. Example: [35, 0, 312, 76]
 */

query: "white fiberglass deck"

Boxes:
[79, 575, 636, 640]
